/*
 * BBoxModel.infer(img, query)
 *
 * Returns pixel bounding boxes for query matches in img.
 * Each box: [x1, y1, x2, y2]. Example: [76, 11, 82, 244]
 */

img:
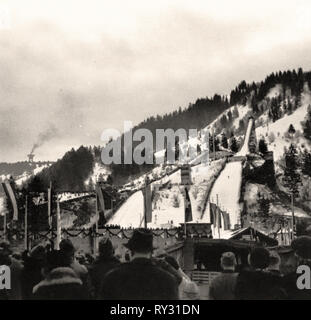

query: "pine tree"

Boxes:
[301, 149, 311, 177]
[106, 174, 113, 185]
[258, 193, 270, 219]
[232, 106, 239, 118]
[251, 94, 259, 113]
[229, 136, 239, 153]
[302, 106, 311, 141]
[221, 134, 228, 149]
[288, 124, 296, 136]
[88, 177, 94, 191]
[283, 144, 301, 197]
[258, 138, 268, 154]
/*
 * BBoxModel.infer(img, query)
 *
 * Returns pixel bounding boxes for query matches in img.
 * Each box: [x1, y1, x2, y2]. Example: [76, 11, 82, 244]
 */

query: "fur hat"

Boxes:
[124, 229, 155, 252]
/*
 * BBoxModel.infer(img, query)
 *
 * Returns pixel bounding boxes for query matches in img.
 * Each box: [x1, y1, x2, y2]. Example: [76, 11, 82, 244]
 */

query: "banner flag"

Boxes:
[1, 180, 18, 221]
[184, 187, 193, 222]
[96, 184, 105, 221]
[222, 210, 231, 230]
[143, 184, 152, 223]
[210, 203, 217, 225]
[216, 206, 222, 229]
[56, 199, 62, 250]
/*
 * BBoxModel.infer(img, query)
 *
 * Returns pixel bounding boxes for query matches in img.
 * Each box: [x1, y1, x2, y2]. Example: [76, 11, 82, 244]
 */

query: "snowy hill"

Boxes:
[106, 74, 311, 235]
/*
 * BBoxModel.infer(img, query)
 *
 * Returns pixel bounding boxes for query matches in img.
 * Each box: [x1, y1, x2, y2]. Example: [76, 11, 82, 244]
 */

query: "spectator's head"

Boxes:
[220, 252, 237, 271]
[248, 247, 270, 270]
[42, 250, 62, 276]
[59, 239, 75, 265]
[0, 241, 12, 265]
[124, 229, 155, 258]
[98, 238, 114, 259]
[267, 250, 281, 271]
[59, 239, 75, 256]
[291, 236, 311, 264]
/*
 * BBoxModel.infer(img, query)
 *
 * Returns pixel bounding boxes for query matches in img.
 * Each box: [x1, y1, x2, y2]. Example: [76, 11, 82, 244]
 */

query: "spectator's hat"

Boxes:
[249, 247, 270, 269]
[99, 238, 114, 256]
[30, 244, 46, 261]
[221, 252, 237, 267]
[124, 228, 156, 252]
[59, 239, 75, 255]
[291, 236, 311, 259]
[0, 241, 12, 255]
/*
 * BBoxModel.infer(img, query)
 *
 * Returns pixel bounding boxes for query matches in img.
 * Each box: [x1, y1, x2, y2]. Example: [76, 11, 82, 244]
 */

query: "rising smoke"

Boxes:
[30, 124, 59, 154]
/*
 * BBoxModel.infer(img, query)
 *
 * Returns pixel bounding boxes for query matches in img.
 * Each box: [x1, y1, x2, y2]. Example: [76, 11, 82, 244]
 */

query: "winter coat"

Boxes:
[21, 257, 45, 300]
[32, 267, 87, 300]
[100, 257, 179, 300]
[235, 270, 287, 300]
[89, 255, 120, 299]
[208, 271, 238, 300]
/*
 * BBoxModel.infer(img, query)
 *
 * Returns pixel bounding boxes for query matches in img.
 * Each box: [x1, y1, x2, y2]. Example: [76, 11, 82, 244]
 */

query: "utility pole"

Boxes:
[213, 130, 216, 160]
[24, 195, 28, 251]
[291, 192, 295, 240]
[3, 210, 6, 241]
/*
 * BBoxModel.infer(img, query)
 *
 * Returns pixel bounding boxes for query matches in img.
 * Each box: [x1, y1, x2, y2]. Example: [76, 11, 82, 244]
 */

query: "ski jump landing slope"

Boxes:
[203, 117, 255, 236]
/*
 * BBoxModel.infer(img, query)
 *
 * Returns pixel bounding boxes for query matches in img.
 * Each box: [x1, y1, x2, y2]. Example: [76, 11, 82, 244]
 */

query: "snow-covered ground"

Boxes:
[108, 159, 225, 229]
[204, 161, 243, 238]
[256, 86, 311, 160]
[236, 117, 254, 156]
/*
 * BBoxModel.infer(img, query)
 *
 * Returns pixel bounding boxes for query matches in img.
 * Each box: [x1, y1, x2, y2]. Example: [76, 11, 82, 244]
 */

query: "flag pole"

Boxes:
[216, 194, 220, 239]
[144, 177, 148, 229]
[48, 181, 52, 229]
[184, 185, 187, 238]
[24, 195, 28, 251]
[213, 130, 216, 160]
[94, 188, 99, 254]
[291, 192, 295, 240]
[56, 197, 61, 250]
[3, 210, 6, 241]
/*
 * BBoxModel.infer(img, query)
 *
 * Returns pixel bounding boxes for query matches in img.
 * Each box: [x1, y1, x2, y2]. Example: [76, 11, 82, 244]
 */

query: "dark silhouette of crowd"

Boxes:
[0, 230, 310, 300]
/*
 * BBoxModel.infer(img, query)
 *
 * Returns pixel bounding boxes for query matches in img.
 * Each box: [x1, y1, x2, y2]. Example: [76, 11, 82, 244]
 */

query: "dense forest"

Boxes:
[26, 146, 94, 192]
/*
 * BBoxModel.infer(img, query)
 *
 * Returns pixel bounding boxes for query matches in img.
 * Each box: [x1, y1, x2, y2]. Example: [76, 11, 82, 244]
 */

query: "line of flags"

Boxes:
[2, 176, 195, 242]
[209, 202, 230, 230]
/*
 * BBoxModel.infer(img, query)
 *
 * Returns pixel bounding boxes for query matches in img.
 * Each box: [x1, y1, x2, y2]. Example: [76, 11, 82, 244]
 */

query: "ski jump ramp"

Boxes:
[203, 117, 256, 237]
[109, 117, 256, 231]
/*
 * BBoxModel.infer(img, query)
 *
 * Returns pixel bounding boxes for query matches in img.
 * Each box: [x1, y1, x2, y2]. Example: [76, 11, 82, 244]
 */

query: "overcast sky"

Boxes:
[1, 0, 311, 162]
